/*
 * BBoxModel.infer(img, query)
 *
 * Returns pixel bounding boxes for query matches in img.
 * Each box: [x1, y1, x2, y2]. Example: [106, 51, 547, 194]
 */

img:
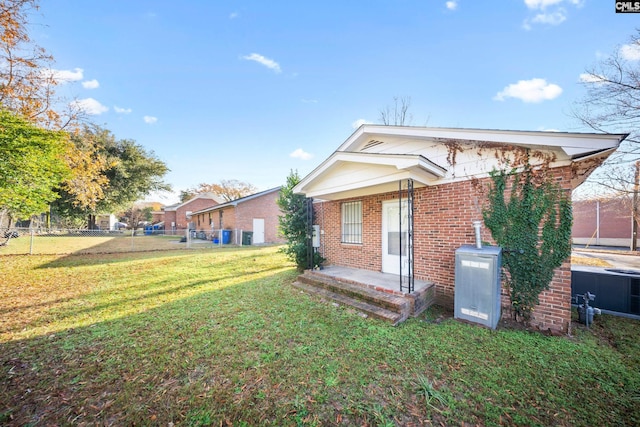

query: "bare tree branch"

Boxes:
[379, 96, 413, 126]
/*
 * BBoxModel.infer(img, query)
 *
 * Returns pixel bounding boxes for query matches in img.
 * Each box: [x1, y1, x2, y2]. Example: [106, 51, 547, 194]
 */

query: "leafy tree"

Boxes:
[183, 179, 257, 202]
[59, 126, 113, 212]
[52, 125, 171, 228]
[483, 166, 572, 323]
[121, 205, 153, 232]
[0, 109, 70, 222]
[277, 170, 321, 271]
[0, 0, 78, 128]
[178, 189, 196, 203]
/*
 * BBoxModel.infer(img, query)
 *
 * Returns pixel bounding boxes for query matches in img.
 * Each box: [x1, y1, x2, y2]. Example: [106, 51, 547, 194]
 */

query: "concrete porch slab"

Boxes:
[312, 265, 431, 297]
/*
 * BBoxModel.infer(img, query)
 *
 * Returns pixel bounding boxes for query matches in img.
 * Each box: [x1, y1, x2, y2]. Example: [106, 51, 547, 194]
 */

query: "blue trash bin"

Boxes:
[222, 229, 231, 244]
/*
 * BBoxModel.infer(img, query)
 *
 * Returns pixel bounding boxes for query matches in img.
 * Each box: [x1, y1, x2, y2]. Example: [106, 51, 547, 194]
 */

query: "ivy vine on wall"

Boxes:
[482, 164, 572, 323]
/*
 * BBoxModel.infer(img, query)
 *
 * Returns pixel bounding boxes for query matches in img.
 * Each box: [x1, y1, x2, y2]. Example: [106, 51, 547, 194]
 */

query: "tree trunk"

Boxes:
[87, 214, 97, 230]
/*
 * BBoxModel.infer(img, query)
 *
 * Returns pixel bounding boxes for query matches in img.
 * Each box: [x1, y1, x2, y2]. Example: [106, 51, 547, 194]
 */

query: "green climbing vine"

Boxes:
[482, 165, 572, 322]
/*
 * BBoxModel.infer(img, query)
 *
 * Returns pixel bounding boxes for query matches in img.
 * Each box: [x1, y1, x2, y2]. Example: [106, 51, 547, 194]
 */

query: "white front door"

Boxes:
[381, 200, 409, 275]
[252, 218, 265, 244]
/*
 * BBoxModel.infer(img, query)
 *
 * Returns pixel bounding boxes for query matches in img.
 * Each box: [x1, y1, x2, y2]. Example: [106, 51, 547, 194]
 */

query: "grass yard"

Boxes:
[0, 233, 213, 255]
[1, 246, 639, 426]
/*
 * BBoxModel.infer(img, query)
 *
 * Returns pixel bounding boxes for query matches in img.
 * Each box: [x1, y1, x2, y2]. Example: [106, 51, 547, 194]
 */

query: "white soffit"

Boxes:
[294, 152, 446, 199]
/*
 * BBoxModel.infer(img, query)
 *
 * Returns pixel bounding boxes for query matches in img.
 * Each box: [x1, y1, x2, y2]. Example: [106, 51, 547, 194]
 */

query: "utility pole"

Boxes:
[632, 161, 639, 251]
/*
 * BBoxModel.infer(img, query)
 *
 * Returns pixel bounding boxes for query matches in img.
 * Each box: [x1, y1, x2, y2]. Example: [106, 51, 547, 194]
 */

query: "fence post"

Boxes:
[29, 229, 34, 255]
[186, 228, 191, 249]
[131, 228, 135, 251]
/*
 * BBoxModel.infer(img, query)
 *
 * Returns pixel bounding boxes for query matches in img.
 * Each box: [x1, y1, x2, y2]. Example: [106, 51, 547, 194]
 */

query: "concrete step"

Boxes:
[296, 271, 410, 314]
[292, 280, 406, 325]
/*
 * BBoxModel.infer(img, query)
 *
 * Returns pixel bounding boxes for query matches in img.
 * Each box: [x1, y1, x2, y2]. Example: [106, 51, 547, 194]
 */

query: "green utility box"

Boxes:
[242, 231, 253, 246]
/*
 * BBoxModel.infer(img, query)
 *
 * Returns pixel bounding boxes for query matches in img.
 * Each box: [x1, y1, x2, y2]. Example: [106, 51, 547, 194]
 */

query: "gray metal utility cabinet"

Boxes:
[454, 245, 503, 329]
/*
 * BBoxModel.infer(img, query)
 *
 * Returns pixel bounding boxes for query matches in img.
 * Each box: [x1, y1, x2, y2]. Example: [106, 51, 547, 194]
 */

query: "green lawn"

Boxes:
[1, 246, 638, 426]
[0, 233, 215, 255]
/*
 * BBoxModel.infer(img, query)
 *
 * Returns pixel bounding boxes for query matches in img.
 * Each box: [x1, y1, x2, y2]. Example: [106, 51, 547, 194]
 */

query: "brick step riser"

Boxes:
[297, 274, 407, 313]
[297, 276, 406, 313]
[292, 281, 405, 325]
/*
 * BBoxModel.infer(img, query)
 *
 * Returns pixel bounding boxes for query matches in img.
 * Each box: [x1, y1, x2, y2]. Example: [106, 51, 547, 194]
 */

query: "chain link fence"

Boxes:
[0, 228, 248, 255]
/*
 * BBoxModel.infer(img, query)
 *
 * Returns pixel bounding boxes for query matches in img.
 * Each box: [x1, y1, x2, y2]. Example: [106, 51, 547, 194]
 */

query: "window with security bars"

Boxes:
[341, 201, 362, 243]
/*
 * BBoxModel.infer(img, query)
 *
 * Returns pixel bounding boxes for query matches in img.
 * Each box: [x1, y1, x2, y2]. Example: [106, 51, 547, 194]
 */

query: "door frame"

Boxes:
[252, 218, 265, 244]
[381, 199, 408, 276]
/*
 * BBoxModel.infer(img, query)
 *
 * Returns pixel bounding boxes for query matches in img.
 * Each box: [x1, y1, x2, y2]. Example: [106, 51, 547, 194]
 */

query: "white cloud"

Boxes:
[144, 115, 158, 124]
[229, 12, 239, 19]
[42, 67, 84, 84]
[301, 98, 318, 104]
[525, 0, 581, 9]
[446, 1, 458, 10]
[531, 10, 566, 25]
[579, 73, 606, 84]
[524, 0, 564, 9]
[620, 43, 640, 61]
[493, 78, 563, 103]
[522, 0, 581, 29]
[290, 148, 313, 160]
[81, 79, 99, 89]
[352, 119, 371, 129]
[114, 106, 132, 114]
[242, 53, 281, 73]
[70, 97, 108, 115]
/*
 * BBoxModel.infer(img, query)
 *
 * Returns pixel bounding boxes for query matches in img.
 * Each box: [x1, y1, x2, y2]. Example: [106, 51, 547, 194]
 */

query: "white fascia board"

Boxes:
[339, 125, 626, 157]
[303, 170, 420, 200]
[293, 152, 446, 195]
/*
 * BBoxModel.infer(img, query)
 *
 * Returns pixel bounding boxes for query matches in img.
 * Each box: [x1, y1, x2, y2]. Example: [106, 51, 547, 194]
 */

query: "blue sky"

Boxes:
[30, 1, 639, 203]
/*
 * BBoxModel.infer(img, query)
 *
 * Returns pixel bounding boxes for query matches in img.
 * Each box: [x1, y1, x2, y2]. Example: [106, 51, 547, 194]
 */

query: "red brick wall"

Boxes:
[163, 211, 177, 230]
[194, 207, 235, 231]
[192, 190, 285, 244]
[151, 212, 164, 223]
[314, 166, 574, 332]
[169, 198, 219, 231]
[572, 200, 597, 238]
[573, 198, 634, 239]
[235, 190, 285, 243]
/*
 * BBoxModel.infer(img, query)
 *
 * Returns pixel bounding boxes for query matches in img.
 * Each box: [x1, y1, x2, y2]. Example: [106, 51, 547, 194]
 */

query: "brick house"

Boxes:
[160, 192, 223, 235]
[572, 197, 638, 248]
[191, 187, 285, 245]
[293, 125, 626, 332]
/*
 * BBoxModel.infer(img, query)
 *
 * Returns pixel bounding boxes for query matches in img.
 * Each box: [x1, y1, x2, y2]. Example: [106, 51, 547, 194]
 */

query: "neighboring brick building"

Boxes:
[159, 193, 223, 235]
[572, 198, 638, 248]
[192, 187, 284, 245]
[294, 125, 626, 333]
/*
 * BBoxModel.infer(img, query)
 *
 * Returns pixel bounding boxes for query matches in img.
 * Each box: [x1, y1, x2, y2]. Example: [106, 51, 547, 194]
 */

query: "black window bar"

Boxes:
[399, 179, 415, 293]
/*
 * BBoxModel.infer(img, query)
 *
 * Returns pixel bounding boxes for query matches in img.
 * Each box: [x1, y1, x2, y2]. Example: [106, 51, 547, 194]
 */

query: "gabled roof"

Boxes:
[163, 192, 224, 211]
[294, 125, 628, 201]
[337, 125, 627, 158]
[191, 187, 282, 215]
